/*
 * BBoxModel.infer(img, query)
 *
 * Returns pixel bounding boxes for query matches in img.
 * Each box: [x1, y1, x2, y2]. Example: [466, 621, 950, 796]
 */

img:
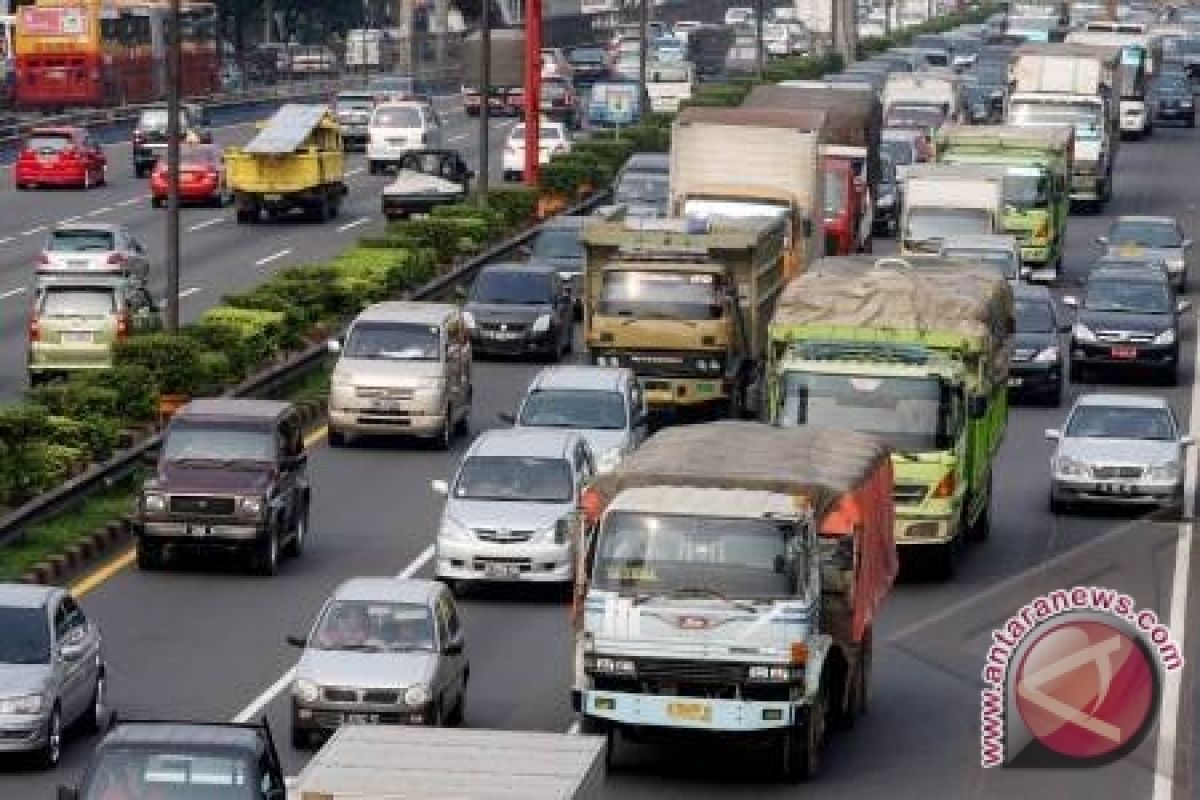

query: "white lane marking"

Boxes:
[117, 197, 140, 207]
[254, 248, 291, 266]
[21, 225, 46, 236]
[60, 216, 82, 224]
[0, 236, 14, 245]
[188, 217, 223, 232]
[0, 287, 26, 299]
[448, 133, 468, 143]
[86, 206, 113, 216]
[178, 287, 202, 299]
[337, 216, 370, 233]
[231, 544, 435, 723]
[1151, 334, 1200, 800]
[346, 167, 364, 177]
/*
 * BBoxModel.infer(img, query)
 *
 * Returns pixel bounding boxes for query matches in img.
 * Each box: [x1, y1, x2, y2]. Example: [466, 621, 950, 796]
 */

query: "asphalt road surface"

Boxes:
[0, 117, 1198, 800]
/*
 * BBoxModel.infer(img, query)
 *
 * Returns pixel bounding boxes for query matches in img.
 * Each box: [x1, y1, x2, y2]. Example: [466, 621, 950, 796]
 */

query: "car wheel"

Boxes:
[136, 537, 163, 570]
[434, 406, 453, 451]
[36, 706, 62, 769]
[98, 164, 107, 187]
[291, 724, 311, 750]
[1162, 363, 1179, 387]
[82, 670, 106, 733]
[82, 169, 93, 190]
[283, 506, 308, 558]
[254, 529, 280, 576]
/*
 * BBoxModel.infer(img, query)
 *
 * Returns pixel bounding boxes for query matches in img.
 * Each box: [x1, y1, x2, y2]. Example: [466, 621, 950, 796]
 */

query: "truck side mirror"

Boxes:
[968, 394, 988, 419]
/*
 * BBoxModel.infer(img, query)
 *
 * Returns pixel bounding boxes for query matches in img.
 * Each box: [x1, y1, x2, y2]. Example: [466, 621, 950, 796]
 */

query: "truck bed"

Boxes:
[227, 149, 344, 195]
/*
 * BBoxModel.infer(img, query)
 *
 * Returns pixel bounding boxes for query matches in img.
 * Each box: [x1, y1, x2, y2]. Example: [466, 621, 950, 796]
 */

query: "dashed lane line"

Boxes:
[254, 248, 292, 266]
[336, 216, 370, 233]
[20, 225, 46, 236]
[86, 206, 113, 216]
[188, 218, 224, 232]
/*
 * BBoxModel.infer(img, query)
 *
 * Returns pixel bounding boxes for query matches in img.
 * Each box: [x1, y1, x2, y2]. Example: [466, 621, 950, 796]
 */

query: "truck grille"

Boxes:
[322, 687, 402, 704]
[1095, 330, 1154, 344]
[893, 483, 928, 504]
[474, 528, 534, 542]
[634, 657, 747, 684]
[356, 386, 414, 400]
[1011, 347, 1036, 362]
[169, 496, 236, 515]
[1092, 465, 1144, 480]
[480, 321, 528, 334]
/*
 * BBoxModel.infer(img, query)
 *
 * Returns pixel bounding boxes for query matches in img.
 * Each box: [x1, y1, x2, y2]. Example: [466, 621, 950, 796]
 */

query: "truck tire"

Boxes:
[136, 538, 163, 571]
[253, 528, 280, 576]
[788, 688, 826, 781]
[969, 476, 992, 542]
[929, 539, 957, 581]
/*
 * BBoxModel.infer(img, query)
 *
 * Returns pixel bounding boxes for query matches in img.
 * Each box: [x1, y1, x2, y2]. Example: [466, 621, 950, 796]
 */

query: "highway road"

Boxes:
[0, 109, 1198, 800]
[0, 94, 519, 401]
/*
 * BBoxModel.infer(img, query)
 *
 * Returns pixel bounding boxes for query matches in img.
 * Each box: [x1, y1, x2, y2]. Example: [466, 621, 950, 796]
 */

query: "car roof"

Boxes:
[354, 301, 458, 325]
[100, 722, 264, 752]
[36, 275, 132, 289]
[1090, 264, 1168, 282]
[1113, 215, 1177, 226]
[528, 365, 630, 393]
[0, 583, 57, 609]
[174, 398, 291, 422]
[1074, 393, 1170, 410]
[331, 576, 442, 605]
[468, 427, 582, 459]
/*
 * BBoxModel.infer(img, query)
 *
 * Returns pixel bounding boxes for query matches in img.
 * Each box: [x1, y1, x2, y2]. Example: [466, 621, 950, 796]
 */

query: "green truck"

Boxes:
[935, 124, 1074, 283]
[765, 256, 1014, 578]
[583, 215, 788, 417]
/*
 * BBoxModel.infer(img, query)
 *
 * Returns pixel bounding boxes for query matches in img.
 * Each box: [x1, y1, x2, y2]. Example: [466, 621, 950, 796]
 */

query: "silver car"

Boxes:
[1047, 393, 1194, 513]
[0, 584, 105, 768]
[288, 577, 468, 748]
[1099, 215, 1192, 291]
[432, 428, 590, 591]
[503, 365, 648, 473]
[38, 223, 151, 284]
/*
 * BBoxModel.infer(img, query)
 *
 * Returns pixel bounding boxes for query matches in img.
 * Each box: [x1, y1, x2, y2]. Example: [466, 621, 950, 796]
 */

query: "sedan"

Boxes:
[502, 120, 571, 182]
[0, 584, 105, 768]
[1048, 394, 1193, 513]
[149, 144, 230, 208]
[38, 223, 151, 283]
[524, 215, 585, 306]
[288, 577, 468, 748]
[1151, 77, 1196, 127]
[1099, 215, 1192, 291]
[1008, 284, 1069, 405]
[15, 127, 107, 190]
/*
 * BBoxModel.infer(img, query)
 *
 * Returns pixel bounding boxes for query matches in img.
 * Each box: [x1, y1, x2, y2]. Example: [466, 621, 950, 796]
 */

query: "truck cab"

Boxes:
[823, 157, 862, 256]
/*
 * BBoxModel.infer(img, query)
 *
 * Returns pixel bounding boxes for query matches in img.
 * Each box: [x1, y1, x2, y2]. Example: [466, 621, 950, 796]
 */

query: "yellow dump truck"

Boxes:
[226, 104, 348, 223]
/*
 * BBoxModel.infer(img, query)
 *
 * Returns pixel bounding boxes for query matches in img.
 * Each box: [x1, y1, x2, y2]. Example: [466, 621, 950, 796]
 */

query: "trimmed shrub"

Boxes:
[45, 415, 120, 462]
[484, 187, 538, 228]
[27, 380, 120, 420]
[76, 365, 158, 422]
[114, 334, 207, 396]
[199, 307, 288, 363]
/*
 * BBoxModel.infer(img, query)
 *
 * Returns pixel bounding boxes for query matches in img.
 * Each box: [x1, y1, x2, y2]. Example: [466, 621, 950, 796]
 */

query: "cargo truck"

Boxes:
[1007, 43, 1123, 207]
[572, 421, 897, 779]
[899, 163, 1007, 255]
[582, 215, 787, 416]
[461, 29, 525, 116]
[744, 81, 881, 256]
[1065, 29, 1162, 137]
[671, 106, 825, 280]
[882, 72, 965, 122]
[288, 725, 606, 799]
[765, 256, 1014, 579]
[936, 124, 1074, 281]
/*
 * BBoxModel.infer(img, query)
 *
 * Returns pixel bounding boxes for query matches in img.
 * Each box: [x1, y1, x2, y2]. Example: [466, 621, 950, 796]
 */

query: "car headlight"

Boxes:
[292, 679, 320, 704]
[1055, 455, 1091, 478]
[1153, 328, 1176, 346]
[404, 684, 430, 707]
[1147, 461, 1181, 481]
[587, 656, 636, 675]
[238, 496, 264, 515]
[143, 493, 166, 513]
[531, 313, 552, 334]
[0, 693, 44, 715]
[1033, 346, 1060, 363]
[439, 515, 474, 542]
[462, 311, 476, 330]
[747, 665, 800, 682]
[1072, 323, 1097, 343]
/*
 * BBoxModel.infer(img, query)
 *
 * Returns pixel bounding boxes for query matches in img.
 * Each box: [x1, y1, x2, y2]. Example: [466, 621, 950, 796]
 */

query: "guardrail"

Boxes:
[0, 188, 611, 551]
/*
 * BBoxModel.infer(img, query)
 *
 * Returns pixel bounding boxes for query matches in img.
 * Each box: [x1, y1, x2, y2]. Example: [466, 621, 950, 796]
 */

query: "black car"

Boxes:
[1009, 284, 1069, 405]
[1065, 265, 1190, 385]
[1152, 77, 1196, 126]
[566, 46, 610, 85]
[464, 263, 573, 360]
[874, 155, 901, 235]
[963, 83, 1000, 124]
[131, 103, 212, 178]
[525, 216, 585, 310]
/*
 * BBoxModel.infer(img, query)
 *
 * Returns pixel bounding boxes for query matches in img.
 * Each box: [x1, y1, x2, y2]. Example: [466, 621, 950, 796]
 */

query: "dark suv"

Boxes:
[132, 398, 311, 575]
[463, 263, 573, 360]
[59, 719, 285, 800]
[131, 103, 212, 178]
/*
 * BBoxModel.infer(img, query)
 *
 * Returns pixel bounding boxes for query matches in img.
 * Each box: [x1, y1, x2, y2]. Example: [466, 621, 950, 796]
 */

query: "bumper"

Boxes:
[1008, 362, 1062, 395]
[15, 166, 87, 185]
[134, 519, 267, 549]
[435, 539, 572, 583]
[0, 712, 52, 753]
[894, 511, 958, 547]
[382, 192, 465, 218]
[636, 375, 729, 408]
[1121, 106, 1148, 132]
[1155, 106, 1195, 122]
[368, 145, 421, 165]
[578, 689, 801, 732]
[470, 329, 555, 355]
[152, 182, 219, 202]
[328, 405, 447, 438]
[1052, 476, 1180, 506]
[1071, 341, 1176, 371]
[292, 699, 433, 733]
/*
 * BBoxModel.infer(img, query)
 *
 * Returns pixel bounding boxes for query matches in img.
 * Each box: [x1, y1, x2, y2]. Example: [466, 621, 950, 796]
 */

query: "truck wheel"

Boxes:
[786, 688, 825, 781]
[136, 538, 163, 571]
[283, 506, 308, 558]
[929, 541, 957, 581]
[254, 529, 280, 576]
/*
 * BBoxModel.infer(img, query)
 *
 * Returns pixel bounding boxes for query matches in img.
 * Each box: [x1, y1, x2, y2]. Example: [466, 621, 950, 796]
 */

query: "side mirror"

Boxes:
[1062, 295, 1078, 308]
[1045, 428, 1061, 441]
[326, 338, 342, 354]
[498, 411, 516, 425]
[968, 394, 988, 419]
[286, 634, 307, 648]
[58, 639, 87, 662]
[431, 478, 449, 496]
[1178, 299, 1192, 312]
[1181, 434, 1195, 447]
[1096, 235, 1108, 245]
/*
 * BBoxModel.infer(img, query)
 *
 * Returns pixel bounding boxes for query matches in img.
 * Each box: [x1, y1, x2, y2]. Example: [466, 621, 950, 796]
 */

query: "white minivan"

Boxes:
[367, 101, 444, 174]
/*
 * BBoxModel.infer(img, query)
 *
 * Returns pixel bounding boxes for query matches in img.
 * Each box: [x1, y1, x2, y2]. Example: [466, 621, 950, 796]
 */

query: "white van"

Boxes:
[367, 102, 445, 174]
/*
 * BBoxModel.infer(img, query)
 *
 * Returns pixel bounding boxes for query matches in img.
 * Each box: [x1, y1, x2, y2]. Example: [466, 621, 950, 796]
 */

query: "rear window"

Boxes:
[137, 109, 186, 129]
[27, 134, 72, 153]
[47, 229, 116, 252]
[373, 106, 422, 127]
[39, 288, 117, 316]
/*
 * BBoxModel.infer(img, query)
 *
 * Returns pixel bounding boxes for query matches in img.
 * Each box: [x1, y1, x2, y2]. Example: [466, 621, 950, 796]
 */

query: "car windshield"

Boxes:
[824, 170, 848, 217]
[942, 248, 1018, 280]
[453, 455, 573, 502]
[1083, 280, 1171, 313]
[180, 145, 217, 165]
[39, 288, 116, 316]
[344, 322, 440, 361]
[570, 48, 606, 63]
[592, 511, 798, 599]
[520, 389, 627, 430]
[373, 107, 421, 127]
[162, 421, 275, 464]
[369, 77, 414, 93]
[906, 208, 992, 245]
[0, 607, 50, 665]
[137, 110, 184, 130]
[615, 173, 669, 204]
[1066, 405, 1175, 440]
[310, 600, 435, 652]
[81, 749, 256, 798]
[1108, 220, 1182, 248]
[1005, 169, 1049, 208]
[471, 270, 554, 304]
[532, 227, 583, 260]
[598, 270, 723, 320]
[1015, 298, 1056, 332]
[47, 229, 116, 252]
[27, 134, 72, 152]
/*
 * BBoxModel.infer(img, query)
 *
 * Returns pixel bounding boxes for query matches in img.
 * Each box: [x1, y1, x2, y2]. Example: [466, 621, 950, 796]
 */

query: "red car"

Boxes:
[15, 127, 107, 190]
[149, 144, 230, 208]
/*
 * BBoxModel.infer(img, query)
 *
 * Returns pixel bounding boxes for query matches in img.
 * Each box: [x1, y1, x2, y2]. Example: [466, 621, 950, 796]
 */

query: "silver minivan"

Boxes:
[327, 302, 472, 449]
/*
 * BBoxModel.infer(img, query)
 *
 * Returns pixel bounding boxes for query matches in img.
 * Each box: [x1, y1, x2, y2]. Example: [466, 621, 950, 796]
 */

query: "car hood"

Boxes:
[296, 649, 436, 689]
[464, 302, 551, 322]
[0, 664, 50, 696]
[333, 358, 445, 387]
[384, 171, 464, 196]
[153, 463, 275, 494]
[1058, 437, 1180, 465]
[444, 498, 571, 530]
[1077, 308, 1172, 334]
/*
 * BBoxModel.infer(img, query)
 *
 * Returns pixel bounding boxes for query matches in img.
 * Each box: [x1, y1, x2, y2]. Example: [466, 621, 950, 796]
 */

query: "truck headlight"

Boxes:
[292, 679, 319, 704]
[588, 657, 636, 675]
[404, 684, 430, 707]
[1055, 455, 1090, 478]
[531, 314, 552, 334]
[1153, 329, 1176, 346]
[238, 496, 264, 515]
[0, 693, 44, 715]
[1033, 346, 1060, 363]
[143, 493, 166, 513]
[1072, 323, 1097, 343]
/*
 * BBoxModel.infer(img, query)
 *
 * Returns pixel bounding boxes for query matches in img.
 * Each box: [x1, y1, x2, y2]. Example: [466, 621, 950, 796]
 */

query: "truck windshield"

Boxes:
[82, 749, 256, 798]
[597, 270, 723, 320]
[824, 170, 848, 218]
[163, 421, 274, 464]
[593, 511, 797, 598]
[1004, 168, 1049, 208]
[906, 208, 992, 246]
[779, 372, 954, 452]
[344, 322, 441, 361]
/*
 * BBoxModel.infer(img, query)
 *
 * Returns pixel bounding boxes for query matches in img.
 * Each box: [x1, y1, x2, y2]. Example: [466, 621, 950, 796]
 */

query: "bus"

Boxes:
[13, 1, 218, 110]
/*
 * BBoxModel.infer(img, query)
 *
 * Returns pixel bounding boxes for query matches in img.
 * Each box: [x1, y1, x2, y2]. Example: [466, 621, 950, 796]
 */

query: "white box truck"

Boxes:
[899, 164, 1007, 255]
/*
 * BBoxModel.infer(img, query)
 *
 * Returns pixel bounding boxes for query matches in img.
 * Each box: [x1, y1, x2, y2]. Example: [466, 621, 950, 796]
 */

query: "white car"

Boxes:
[724, 6, 753, 25]
[367, 102, 444, 174]
[502, 121, 571, 182]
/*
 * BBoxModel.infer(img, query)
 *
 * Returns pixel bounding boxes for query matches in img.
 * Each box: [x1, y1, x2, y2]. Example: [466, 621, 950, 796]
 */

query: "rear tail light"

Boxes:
[28, 313, 39, 342]
[106, 253, 127, 266]
[116, 311, 131, 340]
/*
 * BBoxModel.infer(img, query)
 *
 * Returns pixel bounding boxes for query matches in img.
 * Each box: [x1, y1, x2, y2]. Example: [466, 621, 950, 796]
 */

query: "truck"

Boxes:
[461, 29, 526, 116]
[936, 124, 1074, 281]
[766, 256, 1014, 578]
[899, 163, 1007, 255]
[1065, 29, 1163, 137]
[344, 28, 397, 71]
[288, 725, 606, 799]
[646, 60, 695, 114]
[582, 215, 788, 416]
[1007, 42, 1123, 207]
[745, 81, 881, 257]
[572, 420, 898, 779]
[671, 106, 825, 280]
[227, 104, 348, 223]
[882, 72, 965, 122]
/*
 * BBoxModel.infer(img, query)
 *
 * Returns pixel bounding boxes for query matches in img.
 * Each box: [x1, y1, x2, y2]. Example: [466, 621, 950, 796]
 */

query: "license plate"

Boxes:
[1008, 377, 1023, 387]
[61, 331, 94, 344]
[67, 260, 91, 268]
[1097, 482, 1136, 495]
[344, 713, 376, 724]
[1111, 346, 1138, 359]
[489, 331, 522, 340]
[667, 702, 712, 722]
[371, 399, 403, 411]
[484, 563, 521, 579]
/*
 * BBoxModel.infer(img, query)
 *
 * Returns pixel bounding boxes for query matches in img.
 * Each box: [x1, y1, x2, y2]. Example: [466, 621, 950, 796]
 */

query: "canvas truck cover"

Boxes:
[770, 256, 1015, 384]
[590, 421, 896, 642]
